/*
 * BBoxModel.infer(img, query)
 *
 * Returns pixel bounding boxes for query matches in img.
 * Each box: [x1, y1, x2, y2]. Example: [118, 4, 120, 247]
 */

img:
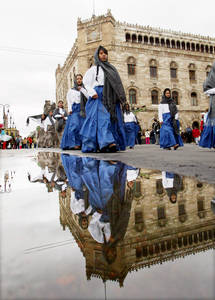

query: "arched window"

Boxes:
[189, 63, 196, 81]
[172, 91, 179, 105]
[191, 92, 198, 106]
[186, 42, 190, 50]
[132, 34, 137, 43]
[138, 35, 142, 43]
[144, 35, 148, 44]
[129, 89, 137, 104]
[155, 37, 160, 45]
[205, 45, 209, 53]
[160, 38, 165, 46]
[201, 44, 204, 52]
[196, 44, 200, 52]
[149, 36, 154, 45]
[210, 46, 213, 54]
[149, 59, 158, 78]
[182, 41, 185, 50]
[176, 41, 181, 49]
[191, 43, 195, 51]
[171, 40, 176, 48]
[170, 61, 177, 79]
[151, 90, 159, 104]
[127, 56, 136, 75]
[166, 39, 170, 48]
[206, 65, 211, 77]
[125, 33, 131, 42]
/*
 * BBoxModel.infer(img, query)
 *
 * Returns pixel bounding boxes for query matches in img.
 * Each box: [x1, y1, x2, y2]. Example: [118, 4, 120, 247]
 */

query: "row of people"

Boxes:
[28, 47, 215, 151]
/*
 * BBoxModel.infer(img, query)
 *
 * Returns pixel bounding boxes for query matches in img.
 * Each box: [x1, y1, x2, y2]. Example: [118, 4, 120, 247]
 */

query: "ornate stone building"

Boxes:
[56, 10, 215, 130]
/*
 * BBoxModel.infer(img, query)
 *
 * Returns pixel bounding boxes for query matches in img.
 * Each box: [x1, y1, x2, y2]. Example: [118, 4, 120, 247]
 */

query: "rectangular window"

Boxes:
[170, 68, 177, 78]
[157, 207, 165, 220]
[189, 70, 196, 81]
[135, 211, 143, 224]
[178, 204, 186, 216]
[128, 64, 135, 75]
[150, 66, 157, 78]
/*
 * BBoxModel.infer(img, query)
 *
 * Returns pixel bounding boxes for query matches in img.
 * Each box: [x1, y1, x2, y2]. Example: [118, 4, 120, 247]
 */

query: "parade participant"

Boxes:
[80, 45, 126, 153]
[162, 171, 183, 203]
[123, 103, 138, 149]
[60, 74, 88, 150]
[158, 88, 183, 150]
[44, 110, 58, 148]
[199, 62, 215, 149]
[53, 100, 68, 133]
[61, 154, 92, 229]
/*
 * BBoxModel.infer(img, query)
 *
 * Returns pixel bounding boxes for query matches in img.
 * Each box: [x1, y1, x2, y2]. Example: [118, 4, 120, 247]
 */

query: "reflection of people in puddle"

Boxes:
[162, 171, 183, 203]
[102, 165, 137, 264]
[81, 158, 118, 234]
[82, 158, 138, 264]
[61, 154, 92, 230]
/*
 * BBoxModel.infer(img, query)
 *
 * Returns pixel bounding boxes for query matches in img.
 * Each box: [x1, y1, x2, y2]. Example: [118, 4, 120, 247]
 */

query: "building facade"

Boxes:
[55, 10, 215, 130]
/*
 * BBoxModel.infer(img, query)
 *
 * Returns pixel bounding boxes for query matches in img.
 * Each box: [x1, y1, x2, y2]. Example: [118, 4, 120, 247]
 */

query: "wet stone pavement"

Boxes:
[0, 150, 215, 300]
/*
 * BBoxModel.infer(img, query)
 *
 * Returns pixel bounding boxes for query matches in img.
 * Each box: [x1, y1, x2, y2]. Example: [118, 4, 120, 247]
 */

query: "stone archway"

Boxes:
[192, 121, 199, 129]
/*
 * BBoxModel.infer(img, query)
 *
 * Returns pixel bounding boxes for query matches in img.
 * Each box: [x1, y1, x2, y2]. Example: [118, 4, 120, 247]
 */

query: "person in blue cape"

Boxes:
[199, 61, 215, 149]
[123, 103, 138, 149]
[80, 45, 127, 153]
[61, 74, 88, 150]
[158, 88, 183, 150]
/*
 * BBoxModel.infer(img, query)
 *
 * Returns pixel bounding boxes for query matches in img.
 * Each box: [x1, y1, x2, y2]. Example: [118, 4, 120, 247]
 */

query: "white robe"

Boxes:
[66, 88, 89, 111]
[83, 66, 105, 97]
[158, 103, 178, 123]
[126, 169, 139, 182]
[88, 211, 111, 243]
[70, 191, 92, 215]
[162, 171, 174, 188]
[124, 112, 137, 123]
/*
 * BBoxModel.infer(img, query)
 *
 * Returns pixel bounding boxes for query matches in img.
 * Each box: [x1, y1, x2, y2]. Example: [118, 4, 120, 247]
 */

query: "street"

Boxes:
[1, 144, 215, 184]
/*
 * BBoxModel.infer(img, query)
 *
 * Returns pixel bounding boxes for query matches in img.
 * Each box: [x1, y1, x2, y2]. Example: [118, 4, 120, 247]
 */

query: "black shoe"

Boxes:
[108, 145, 117, 153]
[100, 146, 108, 153]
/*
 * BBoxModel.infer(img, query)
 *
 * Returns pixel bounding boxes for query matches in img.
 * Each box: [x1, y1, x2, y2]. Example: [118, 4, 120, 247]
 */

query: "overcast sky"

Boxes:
[0, 0, 215, 137]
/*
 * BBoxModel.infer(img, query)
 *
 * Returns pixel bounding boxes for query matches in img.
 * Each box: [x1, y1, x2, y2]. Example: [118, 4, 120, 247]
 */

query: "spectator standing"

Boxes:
[192, 127, 200, 145]
[145, 129, 150, 144]
[152, 118, 160, 145]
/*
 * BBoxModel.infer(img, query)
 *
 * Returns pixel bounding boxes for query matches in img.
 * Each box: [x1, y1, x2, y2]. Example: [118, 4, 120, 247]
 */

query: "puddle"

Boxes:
[1, 151, 215, 299]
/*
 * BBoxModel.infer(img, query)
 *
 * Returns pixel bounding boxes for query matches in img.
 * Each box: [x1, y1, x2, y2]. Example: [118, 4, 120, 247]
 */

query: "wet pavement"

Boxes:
[1, 150, 215, 300]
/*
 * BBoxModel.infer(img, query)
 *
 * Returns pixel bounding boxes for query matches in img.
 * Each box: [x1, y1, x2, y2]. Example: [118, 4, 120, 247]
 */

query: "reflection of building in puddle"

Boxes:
[0, 170, 15, 193]
[58, 167, 215, 287]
